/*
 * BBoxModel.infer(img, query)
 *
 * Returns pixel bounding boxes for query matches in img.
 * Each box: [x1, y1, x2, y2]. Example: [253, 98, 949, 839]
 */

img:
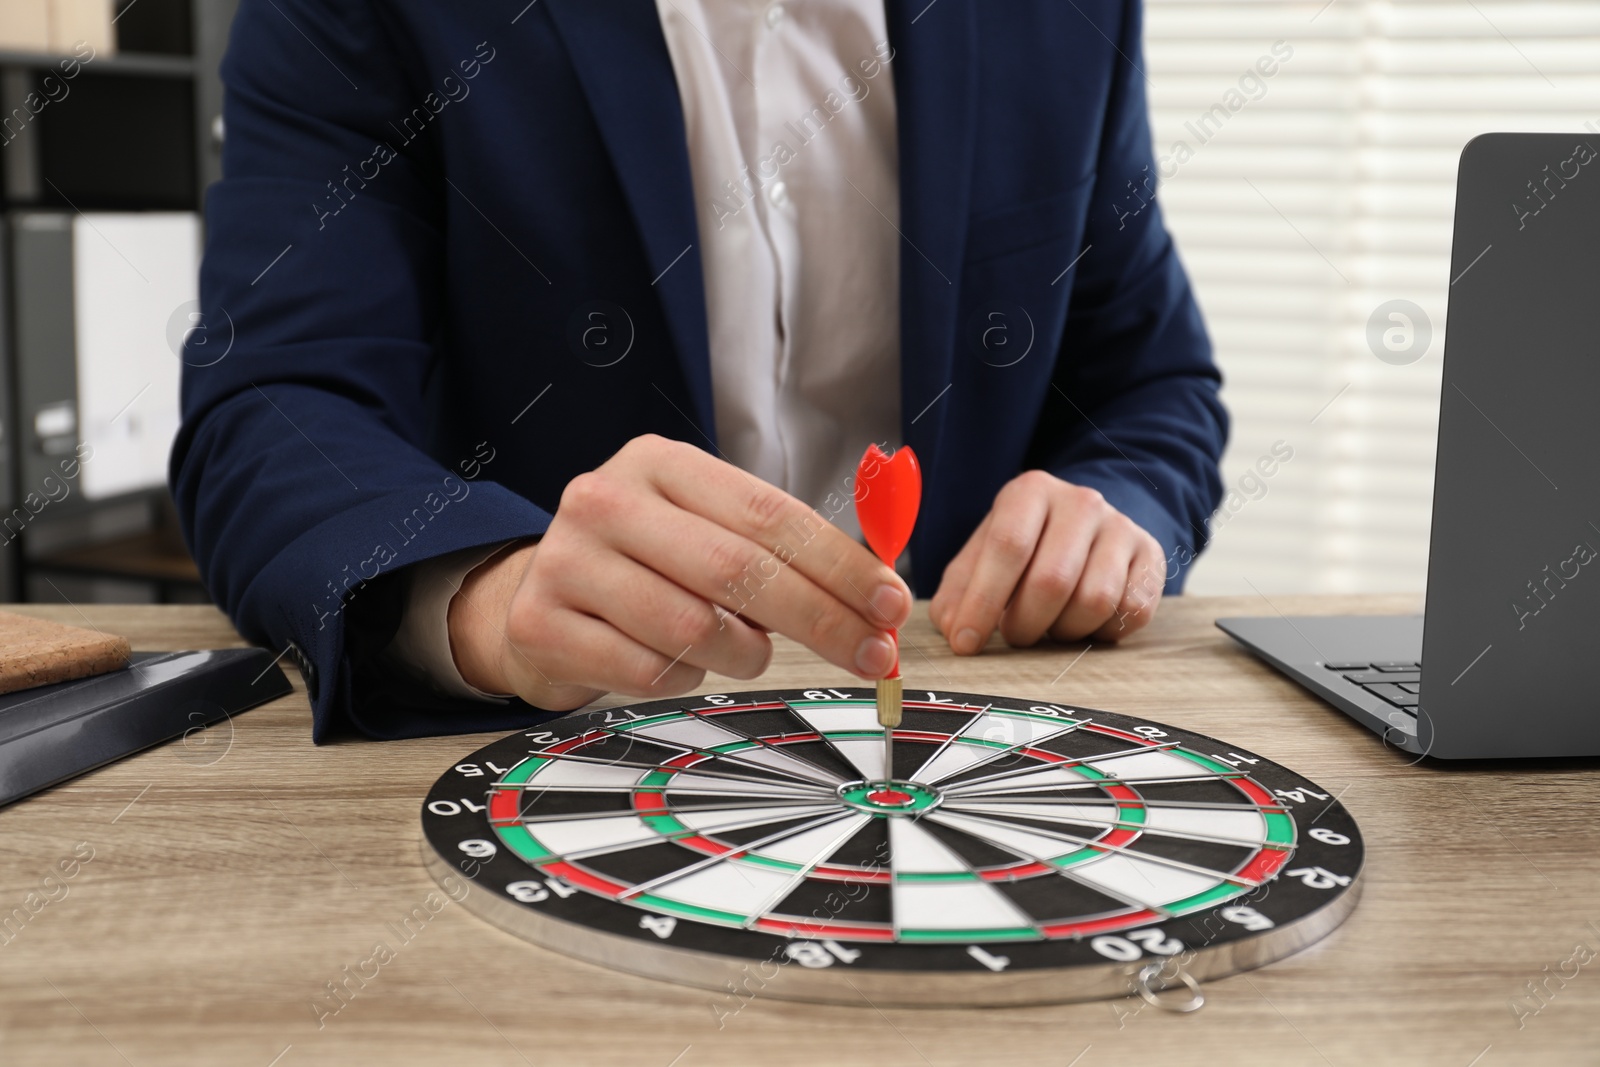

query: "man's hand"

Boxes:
[929, 470, 1166, 652]
[447, 434, 912, 710]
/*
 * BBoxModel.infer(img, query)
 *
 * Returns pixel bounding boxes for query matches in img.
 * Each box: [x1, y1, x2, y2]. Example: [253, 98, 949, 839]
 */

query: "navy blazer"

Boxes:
[172, 0, 1227, 740]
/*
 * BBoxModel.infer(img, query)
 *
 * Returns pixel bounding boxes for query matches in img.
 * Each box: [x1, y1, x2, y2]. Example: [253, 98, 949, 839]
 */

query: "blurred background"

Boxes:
[0, 0, 226, 605]
[1149, 1, 1599, 595]
[0, 0, 1593, 606]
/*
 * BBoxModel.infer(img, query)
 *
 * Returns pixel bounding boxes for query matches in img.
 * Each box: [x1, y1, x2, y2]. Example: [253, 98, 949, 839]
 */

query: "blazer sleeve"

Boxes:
[170, 0, 554, 740]
[1029, 0, 1228, 592]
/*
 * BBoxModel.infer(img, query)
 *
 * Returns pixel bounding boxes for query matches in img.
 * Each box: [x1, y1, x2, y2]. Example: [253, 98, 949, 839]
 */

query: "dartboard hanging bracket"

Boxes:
[1135, 960, 1207, 1013]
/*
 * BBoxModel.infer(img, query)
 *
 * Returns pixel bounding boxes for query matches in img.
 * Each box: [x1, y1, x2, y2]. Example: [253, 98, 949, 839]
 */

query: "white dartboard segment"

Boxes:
[530, 814, 665, 857]
[755, 814, 872, 866]
[827, 738, 888, 782]
[942, 765, 1099, 796]
[644, 859, 801, 916]
[888, 817, 973, 874]
[913, 716, 1082, 784]
[926, 812, 1091, 862]
[788, 703, 883, 736]
[630, 716, 750, 751]
[1065, 852, 1228, 909]
[1091, 750, 1218, 781]
[892, 879, 1037, 933]
[520, 761, 642, 790]
[1142, 806, 1268, 846]
[671, 805, 830, 834]
[661, 773, 823, 798]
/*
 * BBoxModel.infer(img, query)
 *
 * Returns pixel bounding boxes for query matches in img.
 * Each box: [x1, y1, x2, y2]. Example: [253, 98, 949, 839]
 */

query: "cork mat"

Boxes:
[0, 611, 132, 696]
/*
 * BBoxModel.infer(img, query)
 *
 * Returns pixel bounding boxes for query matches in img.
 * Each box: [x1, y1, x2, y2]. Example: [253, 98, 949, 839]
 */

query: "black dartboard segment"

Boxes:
[421, 689, 1363, 1006]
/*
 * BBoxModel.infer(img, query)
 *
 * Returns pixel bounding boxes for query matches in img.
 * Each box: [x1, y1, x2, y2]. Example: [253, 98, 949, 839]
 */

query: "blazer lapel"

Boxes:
[543, 0, 978, 476]
[886, 0, 978, 496]
[543, 0, 717, 441]
[885, 0, 978, 583]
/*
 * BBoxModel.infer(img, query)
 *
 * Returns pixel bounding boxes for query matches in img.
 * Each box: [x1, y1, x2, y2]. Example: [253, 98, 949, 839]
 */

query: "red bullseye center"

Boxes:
[867, 788, 914, 806]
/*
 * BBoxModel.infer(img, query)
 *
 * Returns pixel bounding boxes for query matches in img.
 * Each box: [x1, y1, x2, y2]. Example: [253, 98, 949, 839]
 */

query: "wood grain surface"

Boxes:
[1, 597, 1596, 1067]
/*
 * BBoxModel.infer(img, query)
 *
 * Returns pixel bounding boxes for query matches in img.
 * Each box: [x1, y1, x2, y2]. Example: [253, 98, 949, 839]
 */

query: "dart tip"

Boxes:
[875, 676, 903, 729]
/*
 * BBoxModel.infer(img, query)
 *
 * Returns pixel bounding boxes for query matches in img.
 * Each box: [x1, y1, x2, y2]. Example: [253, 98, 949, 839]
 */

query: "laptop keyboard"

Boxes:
[1324, 661, 1420, 709]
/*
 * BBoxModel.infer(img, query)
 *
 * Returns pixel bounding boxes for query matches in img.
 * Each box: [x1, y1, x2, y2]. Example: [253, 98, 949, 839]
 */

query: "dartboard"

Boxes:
[421, 689, 1362, 1006]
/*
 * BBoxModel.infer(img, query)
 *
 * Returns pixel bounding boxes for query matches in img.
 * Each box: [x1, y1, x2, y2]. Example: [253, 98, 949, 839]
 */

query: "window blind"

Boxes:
[1144, 0, 1600, 594]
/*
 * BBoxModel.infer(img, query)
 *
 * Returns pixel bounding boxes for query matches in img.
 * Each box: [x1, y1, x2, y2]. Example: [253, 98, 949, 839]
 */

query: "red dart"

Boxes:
[855, 443, 922, 575]
[854, 443, 921, 794]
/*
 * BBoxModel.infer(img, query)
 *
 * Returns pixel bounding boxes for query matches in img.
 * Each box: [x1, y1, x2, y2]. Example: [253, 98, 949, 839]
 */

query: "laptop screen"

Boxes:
[1423, 132, 1600, 757]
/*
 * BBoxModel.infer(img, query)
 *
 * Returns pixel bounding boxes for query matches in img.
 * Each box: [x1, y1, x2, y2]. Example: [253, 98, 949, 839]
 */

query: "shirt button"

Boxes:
[767, 181, 788, 206]
[765, 3, 785, 28]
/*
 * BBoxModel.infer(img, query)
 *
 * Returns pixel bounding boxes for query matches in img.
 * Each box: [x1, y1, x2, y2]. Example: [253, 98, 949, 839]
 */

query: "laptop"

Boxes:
[1217, 132, 1600, 760]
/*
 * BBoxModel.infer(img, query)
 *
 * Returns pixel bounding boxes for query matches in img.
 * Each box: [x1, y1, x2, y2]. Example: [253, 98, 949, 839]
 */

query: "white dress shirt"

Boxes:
[388, 0, 902, 699]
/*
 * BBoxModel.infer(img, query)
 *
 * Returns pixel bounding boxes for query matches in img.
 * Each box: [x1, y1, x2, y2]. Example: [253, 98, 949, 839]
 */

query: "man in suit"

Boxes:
[172, 0, 1226, 740]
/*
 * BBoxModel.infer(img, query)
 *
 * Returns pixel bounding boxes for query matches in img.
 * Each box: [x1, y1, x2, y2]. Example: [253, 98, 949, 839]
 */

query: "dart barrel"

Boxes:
[875, 675, 903, 728]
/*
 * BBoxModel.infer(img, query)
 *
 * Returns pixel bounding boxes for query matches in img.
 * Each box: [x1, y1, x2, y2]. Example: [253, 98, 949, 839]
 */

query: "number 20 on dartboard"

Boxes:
[1090, 928, 1184, 961]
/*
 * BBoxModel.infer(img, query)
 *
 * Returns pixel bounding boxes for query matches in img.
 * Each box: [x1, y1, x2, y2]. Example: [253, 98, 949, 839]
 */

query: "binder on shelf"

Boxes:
[9, 210, 197, 515]
[73, 212, 194, 499]
[111, 0, 189, 56]
[10, 212, 80, 517]
[48, 0, 115, 54]
[0, 217, 18, 600]
[0, 2, 51, 54]
[36, 73, 198, 210]
[49, 0, 115, 54]
[0, 0, 114, 56]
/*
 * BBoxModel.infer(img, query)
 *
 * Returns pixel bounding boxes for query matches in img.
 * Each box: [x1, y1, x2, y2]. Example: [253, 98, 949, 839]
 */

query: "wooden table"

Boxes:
[2, 597, 1596, 1067]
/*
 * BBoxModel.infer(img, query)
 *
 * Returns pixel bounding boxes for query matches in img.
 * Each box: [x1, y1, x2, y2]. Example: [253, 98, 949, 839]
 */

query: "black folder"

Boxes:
[0, 647, 292, 807]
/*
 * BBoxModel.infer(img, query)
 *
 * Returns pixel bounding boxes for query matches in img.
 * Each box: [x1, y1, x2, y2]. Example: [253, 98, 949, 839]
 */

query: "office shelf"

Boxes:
[0, 0, 233, 603]
[0, 49, 197, 78]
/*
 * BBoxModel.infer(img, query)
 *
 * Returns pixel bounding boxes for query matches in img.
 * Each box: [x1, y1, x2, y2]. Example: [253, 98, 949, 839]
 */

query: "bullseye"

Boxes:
[836, 779, 942, 816]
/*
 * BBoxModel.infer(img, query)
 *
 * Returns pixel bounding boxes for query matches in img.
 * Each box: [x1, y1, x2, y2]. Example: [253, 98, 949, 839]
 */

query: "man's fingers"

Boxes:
[637, 435, 912, 630]
[946, 477, 1051, 655]
[559, 551, 773, 680]
[1092, 533, 1167, 641]
[930, 513, 989, 635]
[504, 603, 705, 699]
[1050, 530, 1135, 641]
[999, 508, 1096, 647]
[601, 494, 898, 680]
